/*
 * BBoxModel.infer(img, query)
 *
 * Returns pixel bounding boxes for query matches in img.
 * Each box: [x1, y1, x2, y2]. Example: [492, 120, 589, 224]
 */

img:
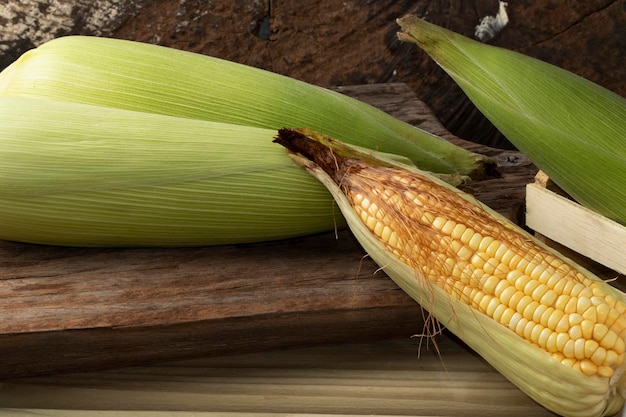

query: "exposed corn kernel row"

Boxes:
[346, 161, 626, 378]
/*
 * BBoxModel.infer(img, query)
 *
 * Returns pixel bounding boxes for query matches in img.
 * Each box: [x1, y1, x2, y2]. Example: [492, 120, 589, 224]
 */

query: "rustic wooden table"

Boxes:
[0, 83, 536, 376]
[2, 82, 622, 416]
[0, 83, 538, 378]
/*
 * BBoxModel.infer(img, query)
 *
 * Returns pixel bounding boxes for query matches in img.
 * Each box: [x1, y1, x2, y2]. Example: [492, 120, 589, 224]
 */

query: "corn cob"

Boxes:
[0, 35, 493, 178]
[396, 16, 626, 226]
[275, 128, 626, 417]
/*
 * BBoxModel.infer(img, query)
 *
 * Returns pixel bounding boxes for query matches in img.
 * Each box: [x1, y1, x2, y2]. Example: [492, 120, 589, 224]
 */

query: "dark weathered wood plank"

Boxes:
[0, 83, 536, 378]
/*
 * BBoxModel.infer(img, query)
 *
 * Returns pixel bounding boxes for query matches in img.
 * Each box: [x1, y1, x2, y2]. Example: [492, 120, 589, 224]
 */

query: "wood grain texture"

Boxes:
[0, 83, 538, 378]
[0, 337, 555, 416]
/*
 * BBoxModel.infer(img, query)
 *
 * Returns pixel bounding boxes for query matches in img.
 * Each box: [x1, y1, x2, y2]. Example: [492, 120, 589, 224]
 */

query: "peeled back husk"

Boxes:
[397, 15, 626, 226]
[274, 128, 626, 417]
[0, 35, 492, 178]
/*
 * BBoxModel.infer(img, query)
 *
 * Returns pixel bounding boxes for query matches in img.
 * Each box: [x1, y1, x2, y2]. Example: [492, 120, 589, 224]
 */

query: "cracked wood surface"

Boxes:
[0, 83, 537, 378]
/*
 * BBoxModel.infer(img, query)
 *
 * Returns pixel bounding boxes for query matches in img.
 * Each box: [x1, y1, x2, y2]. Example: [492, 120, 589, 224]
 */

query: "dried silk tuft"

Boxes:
[475, 1, 509, 42]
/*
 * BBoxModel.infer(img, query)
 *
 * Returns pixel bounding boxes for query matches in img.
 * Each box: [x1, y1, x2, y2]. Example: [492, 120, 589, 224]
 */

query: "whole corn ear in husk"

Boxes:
[0, 96, 346, 247]
[0, 35, 493, 178]
[274, 128, 626, 417]
[396, 16, 626, 226]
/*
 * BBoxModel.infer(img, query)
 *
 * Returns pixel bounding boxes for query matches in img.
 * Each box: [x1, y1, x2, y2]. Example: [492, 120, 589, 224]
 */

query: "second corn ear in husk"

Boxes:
[397, 16, 626, 226]
[0, 35, 493, 179]
[274, 128, 626, 417]
[0, 96, 341, 246]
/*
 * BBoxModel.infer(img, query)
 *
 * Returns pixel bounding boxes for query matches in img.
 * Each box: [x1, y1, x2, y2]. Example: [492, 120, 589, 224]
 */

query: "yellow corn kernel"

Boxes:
[338, 161, 626, 380]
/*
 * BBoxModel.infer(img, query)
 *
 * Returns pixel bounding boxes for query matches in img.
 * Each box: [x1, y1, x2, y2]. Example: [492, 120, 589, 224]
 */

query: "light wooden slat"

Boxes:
[526, 182, 626, 275]
[0, 412, 436, 417]
[0, 337, 554, 417]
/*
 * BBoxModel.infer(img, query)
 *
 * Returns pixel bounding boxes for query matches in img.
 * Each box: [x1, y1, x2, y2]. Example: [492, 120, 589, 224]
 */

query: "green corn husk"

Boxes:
[397, 16, 626, 225]
[0, 96, 461, 247]
[0, 96, 343, 247]
[274, 128, 626, 417]
[0, 35, 493, 178]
